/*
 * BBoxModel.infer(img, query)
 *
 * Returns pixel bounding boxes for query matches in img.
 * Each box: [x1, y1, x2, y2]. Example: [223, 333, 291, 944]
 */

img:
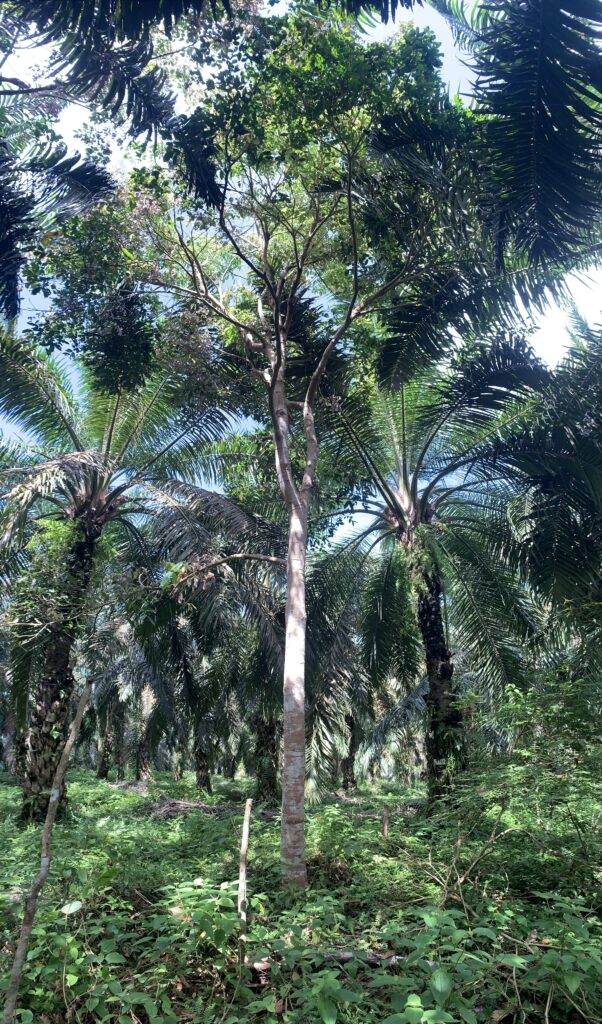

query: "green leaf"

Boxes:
[498, 954, 526, 968]
[104, 951, 126, 964]
[430, 969, 452, 1006]
[331, 986, 362, 1003]
[60, 900, 83, 915]
[563, 971, 583, 995]
[317, 992, 337, 1024]
[459, 1010, 478, 1024]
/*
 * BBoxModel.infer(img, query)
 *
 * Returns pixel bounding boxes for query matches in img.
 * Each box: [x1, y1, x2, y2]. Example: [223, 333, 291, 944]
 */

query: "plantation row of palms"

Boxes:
[1, 318, 600, 801]
[0, 0, 601, 898]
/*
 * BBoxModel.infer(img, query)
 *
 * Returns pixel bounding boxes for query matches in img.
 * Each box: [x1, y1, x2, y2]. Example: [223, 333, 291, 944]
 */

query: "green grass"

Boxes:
[1, 757, 601, 1023]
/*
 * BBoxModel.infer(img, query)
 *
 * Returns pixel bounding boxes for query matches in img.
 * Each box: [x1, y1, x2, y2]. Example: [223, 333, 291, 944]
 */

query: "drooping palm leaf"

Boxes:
[436, 0, 602, 263]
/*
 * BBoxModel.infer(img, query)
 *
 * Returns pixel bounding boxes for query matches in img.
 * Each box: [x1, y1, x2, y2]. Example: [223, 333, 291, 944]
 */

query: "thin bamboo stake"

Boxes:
[3, 680, 93, 1024]
[238, 798, 253, 966]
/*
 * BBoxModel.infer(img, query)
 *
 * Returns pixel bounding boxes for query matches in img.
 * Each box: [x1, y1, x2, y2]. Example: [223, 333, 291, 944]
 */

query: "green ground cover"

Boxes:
[1, 754, 601, 1024]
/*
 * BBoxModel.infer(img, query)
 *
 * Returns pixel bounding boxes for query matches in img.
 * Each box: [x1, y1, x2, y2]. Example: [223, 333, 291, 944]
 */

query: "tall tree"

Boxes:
[145, 16, 477, 884]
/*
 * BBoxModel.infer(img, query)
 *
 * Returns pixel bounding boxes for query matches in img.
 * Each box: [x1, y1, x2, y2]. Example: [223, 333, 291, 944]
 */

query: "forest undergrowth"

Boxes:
[1, 739, 601, 1024]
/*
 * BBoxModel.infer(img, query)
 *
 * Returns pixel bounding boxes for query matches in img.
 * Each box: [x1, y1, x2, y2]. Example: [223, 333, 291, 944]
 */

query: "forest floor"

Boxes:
[1, 755, 601, 1024]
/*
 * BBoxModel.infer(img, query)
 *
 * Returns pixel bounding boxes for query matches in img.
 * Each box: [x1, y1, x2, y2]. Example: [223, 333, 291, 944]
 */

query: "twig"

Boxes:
[2, 681, 93, 1024]
[454, 827, 546, 889]
[238, 798, 253, 966]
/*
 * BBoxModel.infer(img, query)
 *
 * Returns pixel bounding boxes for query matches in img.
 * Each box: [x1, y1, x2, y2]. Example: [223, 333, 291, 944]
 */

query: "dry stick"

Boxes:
[382, 804, 389, 839]
[238, 798, 253, 966]
[2, 680, 93, 1024]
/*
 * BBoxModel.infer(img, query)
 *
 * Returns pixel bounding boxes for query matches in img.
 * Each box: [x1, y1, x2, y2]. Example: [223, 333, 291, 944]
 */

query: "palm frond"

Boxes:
[357, 678, 428, 773]
[0, 334, 82, 449]
[443, 0, 602, 262]
[0, 150, 35, 319]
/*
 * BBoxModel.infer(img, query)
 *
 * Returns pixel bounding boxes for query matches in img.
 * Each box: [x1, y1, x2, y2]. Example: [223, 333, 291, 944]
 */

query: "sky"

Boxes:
[5, 5, 602, 369]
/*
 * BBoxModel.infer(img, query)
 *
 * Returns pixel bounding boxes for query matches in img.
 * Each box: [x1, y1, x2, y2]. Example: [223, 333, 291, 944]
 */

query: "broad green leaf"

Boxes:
[60, 900, 82, 915]
[430, 969, 452, 1006]
[563, 971, 584, 994]
[317, 992, 337, 1024]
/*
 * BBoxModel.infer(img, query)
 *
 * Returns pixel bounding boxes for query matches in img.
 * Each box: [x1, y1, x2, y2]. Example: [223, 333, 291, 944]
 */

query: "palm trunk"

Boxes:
[254, 713, 280, 806]
[96, 732, 111, 780]
[20, 525, 99, 823]
[281, 503, 309, 887]
[1, 709, 21, 779]
[113, 703, 127, 782]
[194, 748, 212, 793]
[342, 715, 358, 792]
[135, 736, 153, 783]
[417, 571, 464, 799]
[172, 748, 184, 781]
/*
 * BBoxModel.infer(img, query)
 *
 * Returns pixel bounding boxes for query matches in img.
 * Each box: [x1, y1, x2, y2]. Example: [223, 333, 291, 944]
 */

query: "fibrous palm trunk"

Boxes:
[20, 525, 99, 823]
[95, 701, 115, 780]
[254, 713, 280, 806]
[96, 732, 111, 780]
[416, 571, 464, 799]
[342, 715, 358, 792]
[194, 747, 212, 793]
[1, 708, 22, 779]
[134, 736, 153, 783]
[113, 703, 127, 781]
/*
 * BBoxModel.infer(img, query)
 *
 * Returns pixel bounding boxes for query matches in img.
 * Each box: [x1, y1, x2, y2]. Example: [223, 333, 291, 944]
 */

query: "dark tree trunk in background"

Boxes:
[20, 525, 100, 824]
[113, 703, 127, 781]
[224, 754, 237, 780]
[1, 709, 22, 779]
[96, 732, 111, 780]
[254, 714, 280, 806]
[96, 705, 113, 780]
[417, 571, 465, 799]
[342, 715, 358, 792]
[172, 749, 184, 781]
[195, 748, 212, 793]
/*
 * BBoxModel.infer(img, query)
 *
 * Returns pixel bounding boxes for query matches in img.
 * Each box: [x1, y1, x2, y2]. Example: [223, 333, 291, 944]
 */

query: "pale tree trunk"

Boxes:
[280, 504, 309, 885]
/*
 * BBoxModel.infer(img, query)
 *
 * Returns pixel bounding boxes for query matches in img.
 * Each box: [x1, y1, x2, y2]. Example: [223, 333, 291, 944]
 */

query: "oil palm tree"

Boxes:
[321, 336, 549, 795]
[0, 331, 238, 821]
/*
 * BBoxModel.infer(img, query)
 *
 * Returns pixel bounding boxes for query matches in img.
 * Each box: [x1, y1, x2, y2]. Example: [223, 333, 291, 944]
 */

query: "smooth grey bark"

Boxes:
[280, 503, 309, 885]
